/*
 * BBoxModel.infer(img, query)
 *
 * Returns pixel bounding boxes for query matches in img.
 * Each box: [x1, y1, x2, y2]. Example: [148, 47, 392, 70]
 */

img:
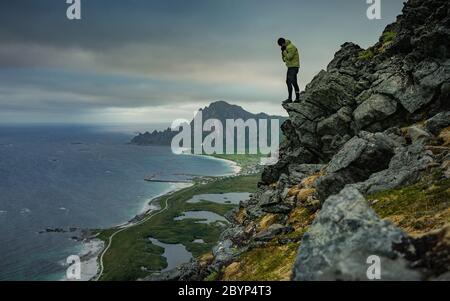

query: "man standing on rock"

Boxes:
[278, 38, 300, 104]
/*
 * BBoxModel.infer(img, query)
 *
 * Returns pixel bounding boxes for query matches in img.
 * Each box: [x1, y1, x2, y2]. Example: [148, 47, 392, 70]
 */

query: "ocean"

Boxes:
[0, 125, 235, 281]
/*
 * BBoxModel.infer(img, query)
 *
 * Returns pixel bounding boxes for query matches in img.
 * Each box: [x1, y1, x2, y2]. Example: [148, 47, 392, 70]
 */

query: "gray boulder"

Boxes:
[425, 111, 450, 136]
[259, 190, 279, 207]
[353, 94, 398, 130]
[316, 132, 396, 200]
[254, 224, 293, 242]
[212, 239, 237, 264]
[325, 136, 368, 174]
[292, 187, 422, 281]
[288, 164, 325, 183]
[261, 203, 293, 214]
[317, 106, 353, 136]
[350, 141, 434, 195]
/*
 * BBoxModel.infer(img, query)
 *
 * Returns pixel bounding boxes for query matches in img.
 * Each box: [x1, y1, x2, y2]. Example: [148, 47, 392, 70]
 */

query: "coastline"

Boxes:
[181, 153, 243, 176]
[198, 155, 242, 175]
[82, 153, 243, 281]
[139, 182, 193, 214]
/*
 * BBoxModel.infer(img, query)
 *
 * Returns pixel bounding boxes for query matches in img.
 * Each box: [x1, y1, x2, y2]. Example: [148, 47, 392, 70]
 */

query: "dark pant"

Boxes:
[286, 67, 300, 100]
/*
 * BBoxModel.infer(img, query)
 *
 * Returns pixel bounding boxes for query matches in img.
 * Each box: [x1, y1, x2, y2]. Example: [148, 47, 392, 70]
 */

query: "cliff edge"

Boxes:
[156, 0, 450, 281]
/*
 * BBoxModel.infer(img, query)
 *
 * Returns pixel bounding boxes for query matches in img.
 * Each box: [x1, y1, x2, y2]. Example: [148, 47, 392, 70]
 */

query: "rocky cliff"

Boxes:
[159, 0, 450, 281]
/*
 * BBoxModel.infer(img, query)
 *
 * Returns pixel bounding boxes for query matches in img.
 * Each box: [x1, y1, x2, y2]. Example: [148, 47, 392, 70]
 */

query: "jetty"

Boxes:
[144, 175, 191, 184]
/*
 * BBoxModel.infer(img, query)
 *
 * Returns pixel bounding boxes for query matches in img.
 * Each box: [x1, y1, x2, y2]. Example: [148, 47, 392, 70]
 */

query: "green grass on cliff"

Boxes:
[381, 31, 397, 44]
[368, 177, 450, 236]
[358, 47, 376, 60]
[97, 174, 259, 281]
[219, 242, 300, 281]
[358, 31, 397, 60]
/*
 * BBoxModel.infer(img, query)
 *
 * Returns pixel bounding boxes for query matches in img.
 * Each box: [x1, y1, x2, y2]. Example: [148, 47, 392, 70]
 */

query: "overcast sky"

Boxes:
[0, 0, 405, 125]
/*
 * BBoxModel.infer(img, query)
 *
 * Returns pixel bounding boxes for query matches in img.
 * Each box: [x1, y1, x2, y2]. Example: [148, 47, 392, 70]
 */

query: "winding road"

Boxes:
[94, 194, 174, 281]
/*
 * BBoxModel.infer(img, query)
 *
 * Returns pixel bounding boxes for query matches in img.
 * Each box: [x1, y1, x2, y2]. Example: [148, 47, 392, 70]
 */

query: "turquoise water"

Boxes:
[0, 125, 234, 280]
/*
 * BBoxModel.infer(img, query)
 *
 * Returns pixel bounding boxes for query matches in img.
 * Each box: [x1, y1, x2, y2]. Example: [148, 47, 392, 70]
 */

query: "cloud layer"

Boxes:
[0, 0, 405, 124]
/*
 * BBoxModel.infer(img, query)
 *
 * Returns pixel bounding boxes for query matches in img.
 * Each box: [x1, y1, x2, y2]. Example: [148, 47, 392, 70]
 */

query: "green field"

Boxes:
[97, 174, 260, 281]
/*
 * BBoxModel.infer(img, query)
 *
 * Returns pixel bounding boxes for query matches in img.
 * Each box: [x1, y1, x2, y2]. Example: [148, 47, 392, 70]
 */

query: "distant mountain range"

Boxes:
[131, 101, 287, 147]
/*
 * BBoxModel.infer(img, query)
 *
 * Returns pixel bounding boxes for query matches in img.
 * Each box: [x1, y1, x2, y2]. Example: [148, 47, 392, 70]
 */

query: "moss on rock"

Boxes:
[368, 178, 450, 236]
[220, 243, 299, 281]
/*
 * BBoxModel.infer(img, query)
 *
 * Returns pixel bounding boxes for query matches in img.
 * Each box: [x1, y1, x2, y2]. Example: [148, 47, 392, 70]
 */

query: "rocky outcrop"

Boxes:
[262, 0, 450, 184]
[293, 188, 421, 281]
[315, 131, 397, 201]
[425, 111, 450, 136]
[175, 0, 450, 282]
[348, 136, 435, 195]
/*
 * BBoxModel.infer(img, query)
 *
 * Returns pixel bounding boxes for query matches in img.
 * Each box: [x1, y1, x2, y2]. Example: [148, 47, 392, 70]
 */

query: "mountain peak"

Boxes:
[131, 101, 286, 146]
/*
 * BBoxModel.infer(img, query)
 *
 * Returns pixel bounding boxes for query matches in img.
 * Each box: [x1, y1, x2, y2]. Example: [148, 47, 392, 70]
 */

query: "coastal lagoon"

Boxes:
[148, 238, 193, 272]
[187, 192, 251, 205]
[174, 211, 228, 224]
[0, 125, 235, 280]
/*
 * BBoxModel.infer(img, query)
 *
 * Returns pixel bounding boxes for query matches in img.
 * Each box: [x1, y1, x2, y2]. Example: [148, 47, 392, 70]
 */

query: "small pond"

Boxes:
[174, 211, 228, 224]
[149, 238, 193, 272]
[186, 192, 251, 205]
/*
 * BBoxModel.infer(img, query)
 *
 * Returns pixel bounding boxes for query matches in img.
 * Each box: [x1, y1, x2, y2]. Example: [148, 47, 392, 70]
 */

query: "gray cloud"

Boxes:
[0, 0, 405, 123]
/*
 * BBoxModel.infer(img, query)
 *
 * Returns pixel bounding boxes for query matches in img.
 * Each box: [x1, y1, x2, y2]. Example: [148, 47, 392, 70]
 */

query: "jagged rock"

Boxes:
[202, 0, 450, 282]
[374, 73, 434, 114]
[287, 164, 325, 184]
[425, 111, 450, 136]
[324, 136, 368, 174]
[212, 239, 237, 265]
[219, 226, 248, 246]
[259, 190, 279, 207]
[254, 224, 293, 242]
[224, 208, 239, 223]
[261, 203, 293, 214]
[316, 132, 396, 200]
[400, 226, 450, 280]
[349, 141, 434, 195]
[262, 0, 450, 185]
[292, 188, 422, 281]
[353, 94, 398, 130]
[317, 107, 353, 136]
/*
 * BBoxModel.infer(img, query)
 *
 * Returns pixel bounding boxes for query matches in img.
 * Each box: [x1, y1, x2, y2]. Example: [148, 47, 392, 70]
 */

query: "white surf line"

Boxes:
[95, 186, 196, 281]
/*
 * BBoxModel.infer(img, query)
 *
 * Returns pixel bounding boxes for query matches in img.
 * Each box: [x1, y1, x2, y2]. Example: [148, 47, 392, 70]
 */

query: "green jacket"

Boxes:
[282, 40, 300, 68]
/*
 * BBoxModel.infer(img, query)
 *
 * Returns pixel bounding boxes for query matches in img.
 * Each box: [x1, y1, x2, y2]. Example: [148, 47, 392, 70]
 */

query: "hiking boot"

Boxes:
[293, 98, 300, 103]
[282, 99, 293, 104]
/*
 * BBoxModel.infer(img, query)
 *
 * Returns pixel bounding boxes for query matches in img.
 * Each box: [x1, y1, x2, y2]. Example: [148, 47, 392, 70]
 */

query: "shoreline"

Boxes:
[82, 154, 242, 281]
[198, 155, 242, 175]
[139, 182, 193, 214]
[180, 152, 243, 176]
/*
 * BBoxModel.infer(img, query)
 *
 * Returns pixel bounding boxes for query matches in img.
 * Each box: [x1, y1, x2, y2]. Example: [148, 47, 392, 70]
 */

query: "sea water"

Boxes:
[0, 125, 234, 280]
